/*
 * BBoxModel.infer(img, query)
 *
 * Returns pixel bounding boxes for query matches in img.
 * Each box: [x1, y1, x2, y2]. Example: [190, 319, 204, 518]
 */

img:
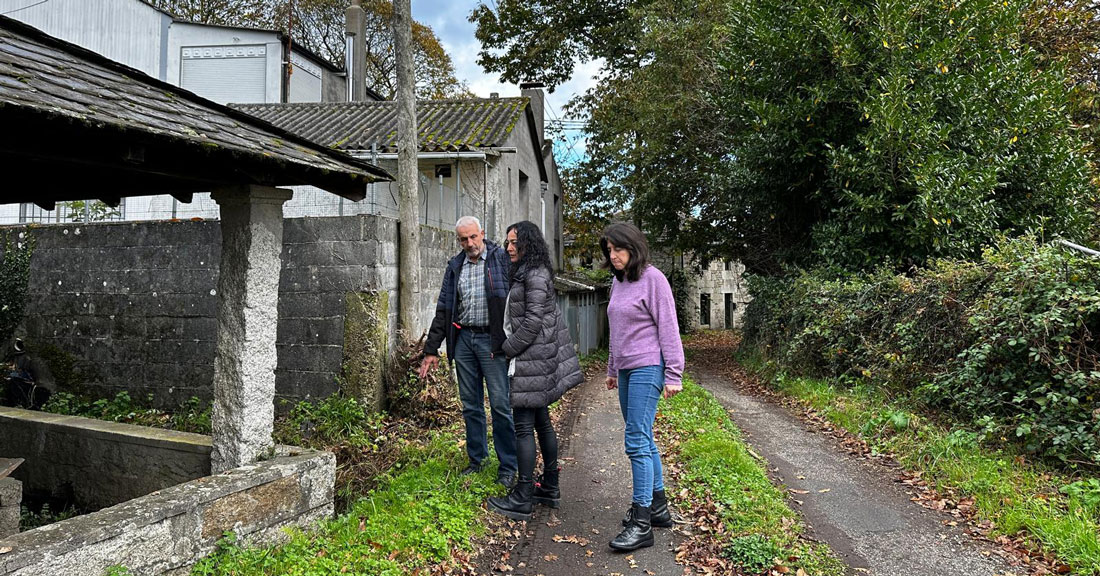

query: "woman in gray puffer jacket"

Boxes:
[487, 221, 584, 521]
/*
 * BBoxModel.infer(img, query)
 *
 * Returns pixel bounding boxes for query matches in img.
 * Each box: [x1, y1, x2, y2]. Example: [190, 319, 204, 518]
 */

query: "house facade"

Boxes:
[232, 85, 566, 264]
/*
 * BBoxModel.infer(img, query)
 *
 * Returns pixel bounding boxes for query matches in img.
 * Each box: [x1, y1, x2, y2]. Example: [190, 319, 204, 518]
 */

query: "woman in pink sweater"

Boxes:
[601, 222, 685, 552]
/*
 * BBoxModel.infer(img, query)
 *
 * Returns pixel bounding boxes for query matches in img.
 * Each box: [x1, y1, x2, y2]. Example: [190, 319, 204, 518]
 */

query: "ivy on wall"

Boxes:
[0, 231, 34, 345]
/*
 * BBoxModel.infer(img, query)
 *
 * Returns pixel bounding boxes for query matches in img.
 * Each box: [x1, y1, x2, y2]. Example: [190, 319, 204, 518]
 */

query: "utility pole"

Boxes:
[393, 0, 421, 338]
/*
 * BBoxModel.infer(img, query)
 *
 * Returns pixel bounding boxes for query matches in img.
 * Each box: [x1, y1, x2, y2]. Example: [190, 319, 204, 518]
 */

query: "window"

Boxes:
[699, 293, 711, 326]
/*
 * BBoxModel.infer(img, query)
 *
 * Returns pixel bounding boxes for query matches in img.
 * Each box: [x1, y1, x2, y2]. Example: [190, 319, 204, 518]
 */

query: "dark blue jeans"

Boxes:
[617, 364, 665, 507]
[454, 329, 517, 478]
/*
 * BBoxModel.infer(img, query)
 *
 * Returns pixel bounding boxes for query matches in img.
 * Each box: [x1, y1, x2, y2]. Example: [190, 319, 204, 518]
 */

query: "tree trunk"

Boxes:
[393, 0, 421, 338]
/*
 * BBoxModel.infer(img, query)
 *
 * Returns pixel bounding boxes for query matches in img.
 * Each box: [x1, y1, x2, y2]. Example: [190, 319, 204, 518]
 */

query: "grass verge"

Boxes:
[191, 424, 502, 576]
[657, 375, 845, 575]
[742, 353, 1100, 575]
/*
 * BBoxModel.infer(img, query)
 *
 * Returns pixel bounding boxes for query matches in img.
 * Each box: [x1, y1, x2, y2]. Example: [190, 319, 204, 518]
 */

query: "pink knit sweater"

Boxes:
[606, 265, 685, 389]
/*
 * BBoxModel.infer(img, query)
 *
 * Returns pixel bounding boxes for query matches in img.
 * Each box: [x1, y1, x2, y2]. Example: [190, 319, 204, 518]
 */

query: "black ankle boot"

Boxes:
[622, 490, 673, 527]
[488, 479, 534, 521]
[533, 468, 560, 508]
[609, 503, 653, 551]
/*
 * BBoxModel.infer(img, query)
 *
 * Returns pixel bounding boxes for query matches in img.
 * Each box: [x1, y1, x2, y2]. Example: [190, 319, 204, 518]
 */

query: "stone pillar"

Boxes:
[0, 477, 21, 537]
[210, 185, 292, 473]
[342, 291, 389, 413]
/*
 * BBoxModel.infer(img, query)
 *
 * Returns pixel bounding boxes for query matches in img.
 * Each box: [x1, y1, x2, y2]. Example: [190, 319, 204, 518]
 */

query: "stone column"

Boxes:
[210, 185, 292, 473]
[0, 477, 20, 537]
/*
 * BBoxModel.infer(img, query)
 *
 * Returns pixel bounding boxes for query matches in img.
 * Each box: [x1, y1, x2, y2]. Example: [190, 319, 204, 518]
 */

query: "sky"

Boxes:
[410, 0, 599, 167]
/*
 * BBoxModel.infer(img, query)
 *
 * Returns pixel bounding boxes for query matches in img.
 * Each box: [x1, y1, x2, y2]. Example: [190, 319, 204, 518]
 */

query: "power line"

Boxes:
[2, 0, 50, 16]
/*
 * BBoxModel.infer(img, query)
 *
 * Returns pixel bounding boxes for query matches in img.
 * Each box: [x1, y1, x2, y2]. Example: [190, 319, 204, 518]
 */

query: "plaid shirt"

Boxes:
[457, 254, 488, 327]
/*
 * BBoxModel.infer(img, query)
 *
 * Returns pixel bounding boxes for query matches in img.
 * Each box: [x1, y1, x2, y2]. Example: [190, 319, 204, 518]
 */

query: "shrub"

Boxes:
[743, 235, 1100, 468]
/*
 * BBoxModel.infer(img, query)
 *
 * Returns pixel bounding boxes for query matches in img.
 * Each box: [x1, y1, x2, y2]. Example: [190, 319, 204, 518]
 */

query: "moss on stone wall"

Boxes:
[341, 291, 389, 413]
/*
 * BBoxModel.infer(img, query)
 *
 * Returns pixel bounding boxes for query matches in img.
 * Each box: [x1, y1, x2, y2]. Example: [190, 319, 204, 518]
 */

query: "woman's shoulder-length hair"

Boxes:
[600, 222, 650, 282]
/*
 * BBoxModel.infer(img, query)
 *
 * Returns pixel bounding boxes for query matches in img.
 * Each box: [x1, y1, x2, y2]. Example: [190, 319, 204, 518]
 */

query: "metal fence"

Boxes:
[1, 174, 485, 229]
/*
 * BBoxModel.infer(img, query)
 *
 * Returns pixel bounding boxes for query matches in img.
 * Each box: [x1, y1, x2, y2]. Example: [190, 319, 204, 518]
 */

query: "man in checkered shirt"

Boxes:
[421, 216, 518, 487]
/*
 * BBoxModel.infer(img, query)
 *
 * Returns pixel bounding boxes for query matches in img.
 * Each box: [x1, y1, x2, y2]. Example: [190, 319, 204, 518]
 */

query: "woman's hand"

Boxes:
[605, 376, 618, 390]
[663, 386, 681, 399]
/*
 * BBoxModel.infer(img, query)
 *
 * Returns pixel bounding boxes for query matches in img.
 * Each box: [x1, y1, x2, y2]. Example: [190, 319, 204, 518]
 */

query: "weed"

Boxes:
[723, 534, 784, 572]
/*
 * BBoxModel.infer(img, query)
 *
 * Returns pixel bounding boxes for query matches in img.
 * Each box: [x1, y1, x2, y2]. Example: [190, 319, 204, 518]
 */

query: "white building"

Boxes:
[0, 0, 355, 224]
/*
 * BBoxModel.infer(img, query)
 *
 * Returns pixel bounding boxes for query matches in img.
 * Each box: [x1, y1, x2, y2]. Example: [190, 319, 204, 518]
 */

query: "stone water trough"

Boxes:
[0, 407, 334, 575]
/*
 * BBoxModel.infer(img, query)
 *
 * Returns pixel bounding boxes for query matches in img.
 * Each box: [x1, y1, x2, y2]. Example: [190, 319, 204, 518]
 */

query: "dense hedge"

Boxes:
[743, 236, 1100, 469]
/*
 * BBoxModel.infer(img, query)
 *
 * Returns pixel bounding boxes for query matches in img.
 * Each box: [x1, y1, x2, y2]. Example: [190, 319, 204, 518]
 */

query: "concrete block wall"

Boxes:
[5, 214, 455, 407]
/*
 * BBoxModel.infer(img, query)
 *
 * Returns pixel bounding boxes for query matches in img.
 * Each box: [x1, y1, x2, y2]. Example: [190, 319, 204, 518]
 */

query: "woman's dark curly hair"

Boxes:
[600, 222, 650, 282]
[506, 220, 555, 279]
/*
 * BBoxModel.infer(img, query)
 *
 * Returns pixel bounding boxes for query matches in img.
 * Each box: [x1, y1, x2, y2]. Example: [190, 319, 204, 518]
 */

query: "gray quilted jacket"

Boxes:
[502, 264, 584, 408]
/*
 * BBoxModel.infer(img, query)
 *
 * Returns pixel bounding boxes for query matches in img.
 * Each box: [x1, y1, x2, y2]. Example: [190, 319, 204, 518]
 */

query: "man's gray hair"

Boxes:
[455, 216, 482, 231]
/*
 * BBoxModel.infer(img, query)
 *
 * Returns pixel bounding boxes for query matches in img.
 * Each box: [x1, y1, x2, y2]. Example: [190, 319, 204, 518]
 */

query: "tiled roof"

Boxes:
[231, 98, 530, 153]
[0, 15, 390, 202]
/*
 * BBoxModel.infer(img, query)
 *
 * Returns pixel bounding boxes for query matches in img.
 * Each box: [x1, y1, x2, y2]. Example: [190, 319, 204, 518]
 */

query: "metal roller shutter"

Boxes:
[181, 45, 267, 104]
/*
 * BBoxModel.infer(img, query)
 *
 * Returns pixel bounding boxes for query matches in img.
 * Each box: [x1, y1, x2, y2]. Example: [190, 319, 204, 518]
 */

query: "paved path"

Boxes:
[691, 364, 1014, 576]
[506, 374, 686, 576]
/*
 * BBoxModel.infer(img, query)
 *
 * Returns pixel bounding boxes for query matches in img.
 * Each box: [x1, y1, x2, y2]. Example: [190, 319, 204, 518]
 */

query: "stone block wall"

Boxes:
[0, 478, 19, 538]
[0, 445, 333, 576]
[0, 406, 210, 511]
[4, 215, 454, 407]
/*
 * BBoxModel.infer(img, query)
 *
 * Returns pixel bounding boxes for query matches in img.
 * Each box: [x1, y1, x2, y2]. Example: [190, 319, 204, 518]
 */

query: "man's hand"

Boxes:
[418, 354, 440, 379]
[605, 376, 617, 390]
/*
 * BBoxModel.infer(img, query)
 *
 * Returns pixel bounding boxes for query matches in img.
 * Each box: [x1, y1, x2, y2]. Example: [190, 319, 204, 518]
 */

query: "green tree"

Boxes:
[276, 0, 471, 99]
[475, 0, 1099, 272]
[469, 0, 647, 89]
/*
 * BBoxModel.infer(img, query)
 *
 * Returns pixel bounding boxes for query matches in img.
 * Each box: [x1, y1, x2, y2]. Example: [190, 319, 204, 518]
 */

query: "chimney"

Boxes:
[520, 81, 546, 144]
[489, 92, 499, 99]
[345, 1, 366, 101]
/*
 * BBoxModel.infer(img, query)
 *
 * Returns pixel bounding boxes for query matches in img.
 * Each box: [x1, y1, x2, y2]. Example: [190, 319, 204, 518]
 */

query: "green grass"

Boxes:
[658, 376, 846, 575]
[190, 427, 502, 575]
[742, 355, 1100, 575]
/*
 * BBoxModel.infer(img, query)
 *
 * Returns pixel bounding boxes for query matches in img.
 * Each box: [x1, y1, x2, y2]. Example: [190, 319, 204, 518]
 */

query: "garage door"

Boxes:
[181, 45, 267, 104]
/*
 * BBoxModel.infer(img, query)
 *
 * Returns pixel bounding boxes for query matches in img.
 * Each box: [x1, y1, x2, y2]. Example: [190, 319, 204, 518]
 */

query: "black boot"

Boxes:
[609, 503, 654, 551]
[622, 489, 673, 527]
[533, 468, 560, 508]
[488, 479, 534, 521]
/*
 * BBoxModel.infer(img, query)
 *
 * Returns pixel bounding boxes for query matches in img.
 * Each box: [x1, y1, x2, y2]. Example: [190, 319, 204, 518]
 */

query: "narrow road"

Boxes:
[505, 374, 686, 576]
[690, 363, 1015, 576]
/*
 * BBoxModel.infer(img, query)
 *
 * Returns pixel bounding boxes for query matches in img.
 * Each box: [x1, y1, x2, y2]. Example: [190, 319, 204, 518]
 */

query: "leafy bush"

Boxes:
[274, 394, 378, 448]
[723, 534, 784, 573]
[743, 235, 1100, 468]
[41, 391, 211, 434]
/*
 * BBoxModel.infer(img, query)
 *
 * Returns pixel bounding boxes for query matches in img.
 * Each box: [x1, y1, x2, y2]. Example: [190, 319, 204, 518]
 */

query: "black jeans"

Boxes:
[514, 406, 558, 481]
